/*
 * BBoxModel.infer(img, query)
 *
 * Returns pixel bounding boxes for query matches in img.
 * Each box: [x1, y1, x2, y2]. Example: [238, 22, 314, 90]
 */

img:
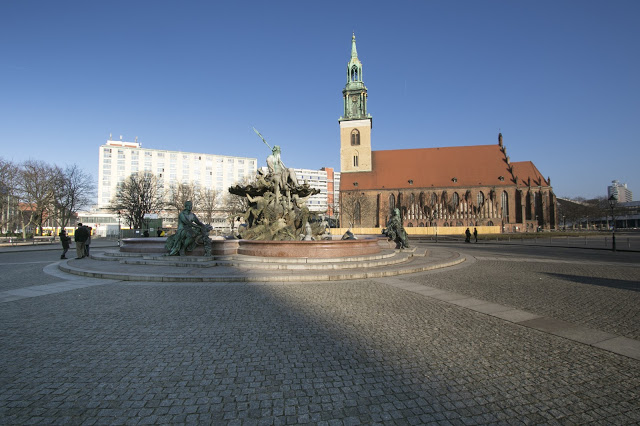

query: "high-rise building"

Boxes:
[292, 167, 340, 215]
[608, 180, 633, 202]
[98, 137, 257, 209]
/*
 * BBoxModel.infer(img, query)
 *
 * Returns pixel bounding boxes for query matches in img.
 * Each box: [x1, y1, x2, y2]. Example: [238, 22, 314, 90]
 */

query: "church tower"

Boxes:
[339, 33, 372, 173]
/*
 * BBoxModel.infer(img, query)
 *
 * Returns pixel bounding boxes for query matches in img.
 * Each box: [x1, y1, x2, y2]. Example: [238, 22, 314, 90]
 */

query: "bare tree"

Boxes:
[0, 158, 19, 234]
[197, 187, 219, 224]
[557, 196, 608, 229]
[221, 191, 249, 231]
[52, 165, 95, 230]
[221, 176, 255, 230]
[340, 191, 374, 228]
[166, 182, 199, 213]
[109, 172, 165, 230]
[16, 160, 58, 236]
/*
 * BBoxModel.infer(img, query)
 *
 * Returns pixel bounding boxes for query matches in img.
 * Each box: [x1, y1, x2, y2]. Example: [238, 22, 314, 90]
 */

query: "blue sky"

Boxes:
[1, 1, 638, 200]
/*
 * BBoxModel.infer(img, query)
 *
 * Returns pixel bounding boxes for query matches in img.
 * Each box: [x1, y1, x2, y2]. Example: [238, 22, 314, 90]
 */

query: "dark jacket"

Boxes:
[59, 232, 71, 249]
[74, 226, 89, 243]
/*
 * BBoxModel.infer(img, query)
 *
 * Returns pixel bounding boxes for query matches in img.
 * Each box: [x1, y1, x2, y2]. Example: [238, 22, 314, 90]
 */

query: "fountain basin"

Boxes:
[119, 237, 381, 258]
[237, 238, 381, 258]
[119, 237, 239, 256]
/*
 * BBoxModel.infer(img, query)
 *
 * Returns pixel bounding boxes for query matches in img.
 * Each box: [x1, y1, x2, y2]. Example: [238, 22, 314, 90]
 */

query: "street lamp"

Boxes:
[116, 210, 122, 247]
[608, 195, 617, 252]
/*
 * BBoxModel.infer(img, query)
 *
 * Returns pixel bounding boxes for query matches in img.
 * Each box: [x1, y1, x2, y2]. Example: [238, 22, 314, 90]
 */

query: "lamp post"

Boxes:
[117, 210, 122, 247]
[608, 195, 617, 252]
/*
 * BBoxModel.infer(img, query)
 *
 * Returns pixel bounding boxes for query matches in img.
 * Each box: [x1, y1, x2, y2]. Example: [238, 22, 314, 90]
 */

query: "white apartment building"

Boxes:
[608, 180, 633, 203]
[98, 137, 257, 209]
[293, 167, 340, 215]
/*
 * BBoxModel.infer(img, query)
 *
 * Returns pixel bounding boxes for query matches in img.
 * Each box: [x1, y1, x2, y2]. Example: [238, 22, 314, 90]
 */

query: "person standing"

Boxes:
[84, 226, 92, 257]
[465, 228, 471, 243]
[74, 223, 89, 259]
[59, 229, 71, 259]
[473, 227, 478, 243]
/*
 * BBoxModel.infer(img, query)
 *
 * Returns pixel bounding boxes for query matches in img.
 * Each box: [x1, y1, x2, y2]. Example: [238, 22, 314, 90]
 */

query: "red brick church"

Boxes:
[338, 34, 557, 232]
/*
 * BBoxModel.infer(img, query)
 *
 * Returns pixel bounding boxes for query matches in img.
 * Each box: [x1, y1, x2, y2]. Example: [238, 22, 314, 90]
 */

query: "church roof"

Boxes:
[511, 161, 549, 188]
[339, 144, 549, 191]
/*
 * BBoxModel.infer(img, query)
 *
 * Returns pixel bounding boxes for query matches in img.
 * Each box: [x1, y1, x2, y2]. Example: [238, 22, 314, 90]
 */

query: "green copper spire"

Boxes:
[340, 33, 371, 121]
[351, 32, 358, 60]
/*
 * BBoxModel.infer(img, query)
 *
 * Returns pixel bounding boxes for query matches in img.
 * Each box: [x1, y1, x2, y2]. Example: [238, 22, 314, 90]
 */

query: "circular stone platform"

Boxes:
[58, 245, 466, 282]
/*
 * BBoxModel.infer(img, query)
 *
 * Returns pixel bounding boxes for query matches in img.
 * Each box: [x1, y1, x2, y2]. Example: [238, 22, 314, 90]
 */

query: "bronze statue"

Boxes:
[165, 200, 213, 256]
[227, 129, 322, 241]
[384, 208, 409, 249]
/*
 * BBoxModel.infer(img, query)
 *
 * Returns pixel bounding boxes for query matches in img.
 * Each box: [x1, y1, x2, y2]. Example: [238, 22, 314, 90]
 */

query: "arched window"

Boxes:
[351, 129, 360, 146]
[535, 192, 542, 223]
[353, 155, 359, 167]
[431, 193, 437, 206]
[351, 66, 359, 82]
[452, 192, 459, 207]
[389, 193, 395, 212]
[501, 191, 509, 221]
[477, 191, 485, 205]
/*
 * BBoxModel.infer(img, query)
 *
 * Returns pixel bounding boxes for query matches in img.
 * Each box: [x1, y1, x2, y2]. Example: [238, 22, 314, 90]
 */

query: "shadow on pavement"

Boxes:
[545, 273, 640, 292]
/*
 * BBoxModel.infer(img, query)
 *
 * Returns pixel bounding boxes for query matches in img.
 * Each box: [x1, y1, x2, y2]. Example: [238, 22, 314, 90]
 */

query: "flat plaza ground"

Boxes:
[0, 241, 639, 424]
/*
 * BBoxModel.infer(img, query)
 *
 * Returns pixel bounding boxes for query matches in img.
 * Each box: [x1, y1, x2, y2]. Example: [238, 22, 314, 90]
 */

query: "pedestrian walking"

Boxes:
[74, 223, 89, 259]
[84, 226, 92, 257]
[59, 229, 71, 259]
[473, 227, 478, 243]
[465, 228, 471, 243]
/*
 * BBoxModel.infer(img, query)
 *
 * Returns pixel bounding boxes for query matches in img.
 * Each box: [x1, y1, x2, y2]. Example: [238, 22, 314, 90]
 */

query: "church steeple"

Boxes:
[351, 32, 358, 60]
[341, 33, 370, 121]
[339, 33, 372, 173]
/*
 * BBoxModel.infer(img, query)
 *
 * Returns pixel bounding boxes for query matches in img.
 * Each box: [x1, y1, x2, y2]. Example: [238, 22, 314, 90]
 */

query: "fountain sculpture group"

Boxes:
[159, 130, 412, 257]
[163, 131, 331, 257]
[229, 142, 327, 241]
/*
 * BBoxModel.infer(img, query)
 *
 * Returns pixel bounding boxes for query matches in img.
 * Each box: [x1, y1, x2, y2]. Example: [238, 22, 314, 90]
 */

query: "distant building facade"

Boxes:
[259, 166, 340, 217]
[98, 137, 257, 209]
[293, 167, 340, 216]
[608, 180, 633, 203]
[338, 35, 557, 232]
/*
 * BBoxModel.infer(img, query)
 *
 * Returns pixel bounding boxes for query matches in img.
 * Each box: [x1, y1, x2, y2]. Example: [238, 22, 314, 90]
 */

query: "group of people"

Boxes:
[58, 223, 92, 259]
[465, 227, 478, 243]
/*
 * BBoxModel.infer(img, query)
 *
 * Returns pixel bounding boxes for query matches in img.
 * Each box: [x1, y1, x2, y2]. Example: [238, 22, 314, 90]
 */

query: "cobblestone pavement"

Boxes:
[1, 246, 639, 424]
[412, 243, 640, 340]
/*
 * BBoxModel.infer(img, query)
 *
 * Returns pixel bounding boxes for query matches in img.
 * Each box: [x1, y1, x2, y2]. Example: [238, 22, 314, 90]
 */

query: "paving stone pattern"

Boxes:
[1, 280, 639, 424]
[410, 257, 640, 340]
[0, 260, 61, 292]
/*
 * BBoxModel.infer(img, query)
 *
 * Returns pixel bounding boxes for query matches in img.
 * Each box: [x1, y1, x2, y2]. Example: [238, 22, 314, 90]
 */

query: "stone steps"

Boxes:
[59, 246, 463, 282]
[93, 248, 414, 270]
